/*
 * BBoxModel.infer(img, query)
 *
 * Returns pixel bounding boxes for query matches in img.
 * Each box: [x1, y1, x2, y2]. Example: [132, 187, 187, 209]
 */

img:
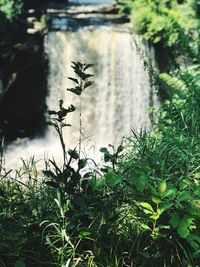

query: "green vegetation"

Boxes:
[0, 0, 22, 21]
[1, 60, 200, 266]
[117, 0, 199, 52]
[1, 0, 200, 266]
[117, 0, 200, 71]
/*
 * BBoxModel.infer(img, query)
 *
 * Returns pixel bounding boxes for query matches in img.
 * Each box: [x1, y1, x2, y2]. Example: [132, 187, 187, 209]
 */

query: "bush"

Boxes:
[118, 0, 200, 60]
[0, 0, 22, 21]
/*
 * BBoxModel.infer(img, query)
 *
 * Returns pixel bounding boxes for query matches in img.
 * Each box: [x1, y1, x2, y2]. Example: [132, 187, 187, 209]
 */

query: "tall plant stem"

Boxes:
[56, 123, 67, 166]
[79, 96, 82, 157]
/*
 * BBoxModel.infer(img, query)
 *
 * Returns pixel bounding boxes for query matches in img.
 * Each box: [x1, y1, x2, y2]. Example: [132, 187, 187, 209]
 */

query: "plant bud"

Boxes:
[158, 181, 167, 193]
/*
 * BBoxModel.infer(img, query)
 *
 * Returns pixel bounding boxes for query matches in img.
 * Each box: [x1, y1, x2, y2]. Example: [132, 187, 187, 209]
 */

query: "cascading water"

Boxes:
[5, 0, 155, 169]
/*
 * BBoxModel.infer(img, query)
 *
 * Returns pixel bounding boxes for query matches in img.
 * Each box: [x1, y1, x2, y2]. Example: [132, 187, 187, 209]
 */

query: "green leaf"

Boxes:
[193, 184, 200, 196]
[48, 110, 57, 115]
[170, 212, 180, 228]
[61, 123, 72, 127]
[187, 234, 200, 250]
[139, 202, 154, 214]
[177, 191, 190, 202]
[177, 215, 194, 238]
[68, 77, 79, 84]
[158, 225, 171, 230]
[194, 173, 200, 179]
[43, 170, 56, 178]
[153, 36, 161, 43]
[84, 81, 93, 89]
[130, 175, 148, 192]
[140, 223, 151, 231]
[83, 73, 93, 80]
[160, 202, 173, 214]
[117, 145, 123, 153]
[100, 147, 109, 153]
[14, 260, 26, 267]
[93, 177, 106, 189]
[152, 197, 161, 204]
[67, 87, 82, 95]
[78, 159, 87, 169]
[79, 230, 91, 238]
[179, 179, 190, 190]
[150, 214, 160, 220]
[161, 188, 176, 199]
[105, 172, 123, 187]
[83, 64, 93, 71]
[66, 104, 76, 113]
[68, 149, 79, 160]
[46, 236, 54, 247]
[178, 223, 190, 238]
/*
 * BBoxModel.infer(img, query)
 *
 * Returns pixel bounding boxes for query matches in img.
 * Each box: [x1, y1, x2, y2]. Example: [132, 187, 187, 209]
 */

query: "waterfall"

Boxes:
[4, 1, 154, 169]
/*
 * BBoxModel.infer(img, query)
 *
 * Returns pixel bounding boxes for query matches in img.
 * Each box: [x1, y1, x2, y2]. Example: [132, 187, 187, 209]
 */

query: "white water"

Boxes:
[5, 2, 154, 169]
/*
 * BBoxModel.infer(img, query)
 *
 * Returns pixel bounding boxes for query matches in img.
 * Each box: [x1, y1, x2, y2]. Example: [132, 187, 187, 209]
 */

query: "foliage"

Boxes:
[0, 159, 55, 267]
[0, 0, 22, 21]
[1, 56, 200, 266]
[41, 62, 94, 266]
[117, 0, 200, 61]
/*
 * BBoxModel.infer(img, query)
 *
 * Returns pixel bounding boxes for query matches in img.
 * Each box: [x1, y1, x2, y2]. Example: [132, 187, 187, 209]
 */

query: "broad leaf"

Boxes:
[130, 175, 148, 192]
[68, 149, 79, 159]
[78, 159, 87, 169]
[177, 215, 194, 238]
[105, 172, 123, 187]
[139, 202, 154, 214]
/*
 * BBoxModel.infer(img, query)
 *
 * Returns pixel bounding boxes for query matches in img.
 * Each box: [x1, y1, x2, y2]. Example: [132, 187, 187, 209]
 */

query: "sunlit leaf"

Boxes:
[139, 202, 154, 214]
[79, 230, 91, 238]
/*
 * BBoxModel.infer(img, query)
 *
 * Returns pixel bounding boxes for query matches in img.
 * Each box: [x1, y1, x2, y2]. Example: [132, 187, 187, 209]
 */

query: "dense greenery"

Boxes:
[118, 0, 200, 50]
[117, 0, 200, 71]
[1, 61, 200, 266]
[0, 0, 22, 21]
[1, 0, 200, 266]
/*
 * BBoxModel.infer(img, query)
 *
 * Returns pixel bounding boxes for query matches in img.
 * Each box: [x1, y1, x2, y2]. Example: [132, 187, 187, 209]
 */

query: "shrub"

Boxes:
[0, 0, 22, 21]
[118, 0, 200, 60]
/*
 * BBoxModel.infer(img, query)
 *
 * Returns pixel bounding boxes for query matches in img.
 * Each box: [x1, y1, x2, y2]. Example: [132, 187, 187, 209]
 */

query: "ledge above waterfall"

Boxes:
[47, 2, 129, 31]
